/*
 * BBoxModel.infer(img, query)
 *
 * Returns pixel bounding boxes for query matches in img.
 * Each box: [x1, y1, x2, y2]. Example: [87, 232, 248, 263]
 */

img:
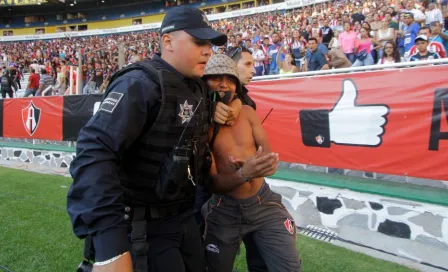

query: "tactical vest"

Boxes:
[1, 75, 11, 91]
[104, 60, 210, 207]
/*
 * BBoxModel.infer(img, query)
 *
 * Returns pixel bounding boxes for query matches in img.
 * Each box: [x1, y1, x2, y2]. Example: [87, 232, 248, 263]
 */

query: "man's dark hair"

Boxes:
[308, 37, 318, 43]
[420, 26, 432, 34]
[30, 68, 35, 73]
[41, 68, 47, 74]
[236, 33, 242, 38]
[226, 46, 252, 62]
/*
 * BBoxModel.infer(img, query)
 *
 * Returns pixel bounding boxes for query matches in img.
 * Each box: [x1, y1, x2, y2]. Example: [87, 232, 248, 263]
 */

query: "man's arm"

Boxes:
[67, 70, 159, 265]
[210, 147, 279, 194]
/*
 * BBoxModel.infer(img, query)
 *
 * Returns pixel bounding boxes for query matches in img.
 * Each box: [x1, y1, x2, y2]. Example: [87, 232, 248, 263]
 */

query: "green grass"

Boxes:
[0, 166, 417, 272]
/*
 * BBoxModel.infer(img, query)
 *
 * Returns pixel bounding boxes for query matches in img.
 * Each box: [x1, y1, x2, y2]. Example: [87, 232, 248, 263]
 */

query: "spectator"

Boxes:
[23, 68, 40, 97]
[376, 18, 396, 59]
[410, 35, 441, 61]
[261, 36, 271, 75]
[409, 27, 447, 58]
[291, 29, 306, 67]
[267, 32, 282, 75]
[321, 19, 334, 48]
[37, 69, 53, 96]
[426, 3, 444, 26]
[429, 21, 448, 51]
[385, 13, 399, 30]
[352, 27, 382, 67]
[378, 42, 403, 64]
[276, 45, 300, 74]
[339, 22, 357, 63]
[328, 47, 352, 68]
[304, 37, 329, 71]
[403, 12, 421, 57]
[53, 66, 67, 95]
[329, 30, 341, 49]
[252, 43, 265, 76]
[30, 60, 40, 73]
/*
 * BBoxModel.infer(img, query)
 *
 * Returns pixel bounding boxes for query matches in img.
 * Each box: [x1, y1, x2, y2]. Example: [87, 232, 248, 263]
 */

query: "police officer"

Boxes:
[1, 69, 16, 98]
[67, 6, 279, 272]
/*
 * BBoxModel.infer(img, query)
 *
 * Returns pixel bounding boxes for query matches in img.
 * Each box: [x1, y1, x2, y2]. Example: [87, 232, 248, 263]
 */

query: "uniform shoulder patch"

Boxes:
[100, 92, 124, 114]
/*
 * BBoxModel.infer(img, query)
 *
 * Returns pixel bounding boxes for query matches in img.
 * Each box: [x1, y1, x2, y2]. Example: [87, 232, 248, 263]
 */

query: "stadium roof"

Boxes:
[0, 0, 157, 16]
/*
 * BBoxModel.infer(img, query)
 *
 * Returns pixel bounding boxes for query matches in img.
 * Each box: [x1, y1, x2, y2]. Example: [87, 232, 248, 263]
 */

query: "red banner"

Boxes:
[248, 65, 448, 181]
[3, 96, 63, 141]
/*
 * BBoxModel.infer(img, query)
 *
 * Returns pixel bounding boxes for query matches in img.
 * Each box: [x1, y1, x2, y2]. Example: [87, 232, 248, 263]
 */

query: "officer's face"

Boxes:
[164, 31, 212, 78]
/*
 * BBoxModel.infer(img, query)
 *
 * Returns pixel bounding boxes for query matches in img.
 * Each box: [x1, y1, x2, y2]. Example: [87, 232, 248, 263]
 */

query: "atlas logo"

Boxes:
[22, 101, 41, 136]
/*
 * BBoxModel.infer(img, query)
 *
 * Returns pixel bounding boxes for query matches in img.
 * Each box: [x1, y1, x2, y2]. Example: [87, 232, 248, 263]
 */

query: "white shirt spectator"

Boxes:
[252, 48, 265, 67]
[426, 7, 443, 25]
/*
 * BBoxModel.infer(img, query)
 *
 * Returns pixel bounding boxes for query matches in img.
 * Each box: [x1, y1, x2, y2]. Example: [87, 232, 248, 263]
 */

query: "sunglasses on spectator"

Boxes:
[226, 46, 244, 59]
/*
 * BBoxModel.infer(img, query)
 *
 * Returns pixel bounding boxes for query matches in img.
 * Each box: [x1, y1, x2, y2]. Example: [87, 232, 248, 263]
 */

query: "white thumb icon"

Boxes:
[329, 79, 389, 146]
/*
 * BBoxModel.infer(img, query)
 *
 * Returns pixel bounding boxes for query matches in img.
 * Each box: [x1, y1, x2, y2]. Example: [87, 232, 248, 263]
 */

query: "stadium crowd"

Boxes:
[1, 0, 448, 98]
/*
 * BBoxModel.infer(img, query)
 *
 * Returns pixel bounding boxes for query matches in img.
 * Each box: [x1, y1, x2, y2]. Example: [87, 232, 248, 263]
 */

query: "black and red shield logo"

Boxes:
[22, 101, 41, 136]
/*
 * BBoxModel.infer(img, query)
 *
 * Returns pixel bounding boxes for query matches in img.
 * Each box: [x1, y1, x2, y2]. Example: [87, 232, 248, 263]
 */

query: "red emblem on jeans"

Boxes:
[284, 218, 295, 235]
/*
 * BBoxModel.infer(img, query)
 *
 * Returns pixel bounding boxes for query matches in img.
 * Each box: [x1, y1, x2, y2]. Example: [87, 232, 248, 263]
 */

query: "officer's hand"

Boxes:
[92, 251, 133, 272]
[226, 98, 242, 126]
[214, 102, 234, 125]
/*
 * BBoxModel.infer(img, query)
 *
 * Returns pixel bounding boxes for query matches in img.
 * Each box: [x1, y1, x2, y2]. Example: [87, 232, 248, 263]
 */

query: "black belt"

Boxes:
[146, 199, 194, 219]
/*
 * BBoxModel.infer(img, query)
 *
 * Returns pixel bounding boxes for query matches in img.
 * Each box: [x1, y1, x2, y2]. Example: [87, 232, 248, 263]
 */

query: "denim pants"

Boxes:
[352, 53, 374, 67]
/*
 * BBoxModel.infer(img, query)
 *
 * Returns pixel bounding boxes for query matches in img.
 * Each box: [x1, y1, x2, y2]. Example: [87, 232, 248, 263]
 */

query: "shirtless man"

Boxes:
[201, 54, 302, 272]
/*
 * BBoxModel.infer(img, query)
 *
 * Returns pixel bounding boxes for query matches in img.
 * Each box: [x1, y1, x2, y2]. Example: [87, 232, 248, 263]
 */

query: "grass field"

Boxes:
[0, 166, 418, 272]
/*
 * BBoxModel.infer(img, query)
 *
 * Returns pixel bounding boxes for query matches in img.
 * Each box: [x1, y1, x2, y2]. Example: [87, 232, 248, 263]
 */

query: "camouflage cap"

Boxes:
[204, 54, 241, 95]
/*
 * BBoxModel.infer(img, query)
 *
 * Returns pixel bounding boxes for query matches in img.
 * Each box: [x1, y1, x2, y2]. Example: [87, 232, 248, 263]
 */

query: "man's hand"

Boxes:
[229, 146, 279, 179]
[92, 252, 133, 272]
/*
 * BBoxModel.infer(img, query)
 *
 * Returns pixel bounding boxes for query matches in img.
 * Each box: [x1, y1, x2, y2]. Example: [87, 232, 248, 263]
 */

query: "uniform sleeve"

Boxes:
[67, 70, 161, 261]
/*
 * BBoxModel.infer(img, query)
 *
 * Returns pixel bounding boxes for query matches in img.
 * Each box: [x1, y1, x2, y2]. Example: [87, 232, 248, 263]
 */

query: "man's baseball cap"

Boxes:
[404, 12, 414, 18]
[160, 6, 227, 46]
[415, 35, 429, 42]
[204, 54, 241, 94]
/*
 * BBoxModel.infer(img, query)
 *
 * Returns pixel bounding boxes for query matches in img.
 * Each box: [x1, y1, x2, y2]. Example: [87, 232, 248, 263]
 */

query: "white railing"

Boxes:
[252, 58, 448, 82]
[0, 0, 329, 42]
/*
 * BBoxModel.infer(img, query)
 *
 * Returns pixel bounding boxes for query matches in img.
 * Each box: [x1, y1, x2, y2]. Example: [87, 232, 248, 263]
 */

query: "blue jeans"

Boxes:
[255, 66, 264, 77]
[345, 53, 355, 63]
[352, 53, 374, 67]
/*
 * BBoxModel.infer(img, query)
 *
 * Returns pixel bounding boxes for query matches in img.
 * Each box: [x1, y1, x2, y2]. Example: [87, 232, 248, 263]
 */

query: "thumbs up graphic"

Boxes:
[299, 79, 389, 148]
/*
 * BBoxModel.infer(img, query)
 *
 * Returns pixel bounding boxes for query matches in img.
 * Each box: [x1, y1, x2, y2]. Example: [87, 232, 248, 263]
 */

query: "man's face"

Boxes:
[206, 75, 237, 101]
[309, 40, 318, 51]
[164, 31, 212, 78]
[236, 35, 242, 43]
[416, 40, 428, 52]
[272, 34, 279, 43]
[237, 52, 255, 85]
[419, 28, 430, 37]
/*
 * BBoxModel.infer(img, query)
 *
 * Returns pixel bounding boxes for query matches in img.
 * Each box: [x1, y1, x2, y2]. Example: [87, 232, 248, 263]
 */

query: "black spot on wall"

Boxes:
[316, 197, 342, 214]
[61, 162, 68, 168]
[33, 151, 41, 157]
[365, 172, 374, 178]
[45, 155, 51, 160]
[378, 219, 411, 239]
[13, 151, 21, 157]
[53, 153, 61, 158]
[25, 159, 30, 163]
[369, 202, 383, 210]
[328, 168, 344, 175]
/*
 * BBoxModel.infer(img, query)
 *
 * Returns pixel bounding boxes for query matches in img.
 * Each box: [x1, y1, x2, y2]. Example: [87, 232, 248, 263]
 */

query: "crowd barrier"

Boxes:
[1, 61, 447, 181]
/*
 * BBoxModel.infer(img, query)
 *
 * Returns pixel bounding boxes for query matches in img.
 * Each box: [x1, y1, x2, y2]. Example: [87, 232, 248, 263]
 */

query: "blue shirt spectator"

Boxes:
[267, 33, 282, 75]
[306, 38, 329, 71]
[403, 13, 421, 53]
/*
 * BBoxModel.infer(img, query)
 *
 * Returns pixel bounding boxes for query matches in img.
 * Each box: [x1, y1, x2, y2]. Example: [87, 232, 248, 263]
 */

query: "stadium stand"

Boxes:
[0, 0, 447, 98]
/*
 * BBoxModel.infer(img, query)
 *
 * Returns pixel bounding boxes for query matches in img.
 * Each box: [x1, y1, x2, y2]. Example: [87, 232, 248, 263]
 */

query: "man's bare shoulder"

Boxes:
[240, 105, 259, 124]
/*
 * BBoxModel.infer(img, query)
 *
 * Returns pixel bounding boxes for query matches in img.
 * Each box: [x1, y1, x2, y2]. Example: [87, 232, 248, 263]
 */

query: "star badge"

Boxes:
[178, 100, 193, 124]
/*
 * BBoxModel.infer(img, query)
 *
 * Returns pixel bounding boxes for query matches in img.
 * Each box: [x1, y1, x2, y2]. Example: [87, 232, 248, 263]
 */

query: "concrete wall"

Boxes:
[1, 144, 448, 269]
[268, 178, 448, 269]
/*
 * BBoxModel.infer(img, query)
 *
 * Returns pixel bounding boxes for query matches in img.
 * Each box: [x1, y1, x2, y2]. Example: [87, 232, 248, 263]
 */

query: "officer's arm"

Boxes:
[67, 70, 159, 262]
